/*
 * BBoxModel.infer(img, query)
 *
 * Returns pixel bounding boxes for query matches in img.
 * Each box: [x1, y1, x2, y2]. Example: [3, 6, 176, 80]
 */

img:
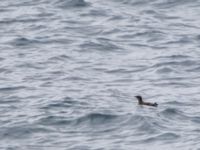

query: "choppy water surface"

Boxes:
[1, 0, 200, 149]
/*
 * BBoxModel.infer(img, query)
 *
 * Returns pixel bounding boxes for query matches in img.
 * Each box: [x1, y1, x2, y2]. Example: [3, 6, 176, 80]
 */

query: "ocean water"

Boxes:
[0, 0, 200, 149]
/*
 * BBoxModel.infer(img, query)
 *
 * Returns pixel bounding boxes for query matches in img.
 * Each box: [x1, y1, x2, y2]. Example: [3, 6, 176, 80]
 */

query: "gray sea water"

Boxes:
[1, 0, 200, 149]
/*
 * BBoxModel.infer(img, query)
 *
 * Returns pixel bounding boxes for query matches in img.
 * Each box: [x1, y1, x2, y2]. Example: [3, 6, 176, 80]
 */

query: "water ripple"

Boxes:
[55, 0, 90, 8]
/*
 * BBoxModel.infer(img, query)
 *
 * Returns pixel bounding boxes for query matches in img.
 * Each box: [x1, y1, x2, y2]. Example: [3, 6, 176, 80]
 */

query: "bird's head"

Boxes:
[135, 95, 143, 104]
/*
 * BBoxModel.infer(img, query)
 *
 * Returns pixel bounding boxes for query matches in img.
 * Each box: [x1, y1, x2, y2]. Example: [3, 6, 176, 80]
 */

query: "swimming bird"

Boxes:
[135, 95, 158, 107]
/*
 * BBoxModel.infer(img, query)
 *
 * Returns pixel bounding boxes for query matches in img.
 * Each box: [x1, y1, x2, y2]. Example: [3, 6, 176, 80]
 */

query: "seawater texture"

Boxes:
[0, 0, 200, 149]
